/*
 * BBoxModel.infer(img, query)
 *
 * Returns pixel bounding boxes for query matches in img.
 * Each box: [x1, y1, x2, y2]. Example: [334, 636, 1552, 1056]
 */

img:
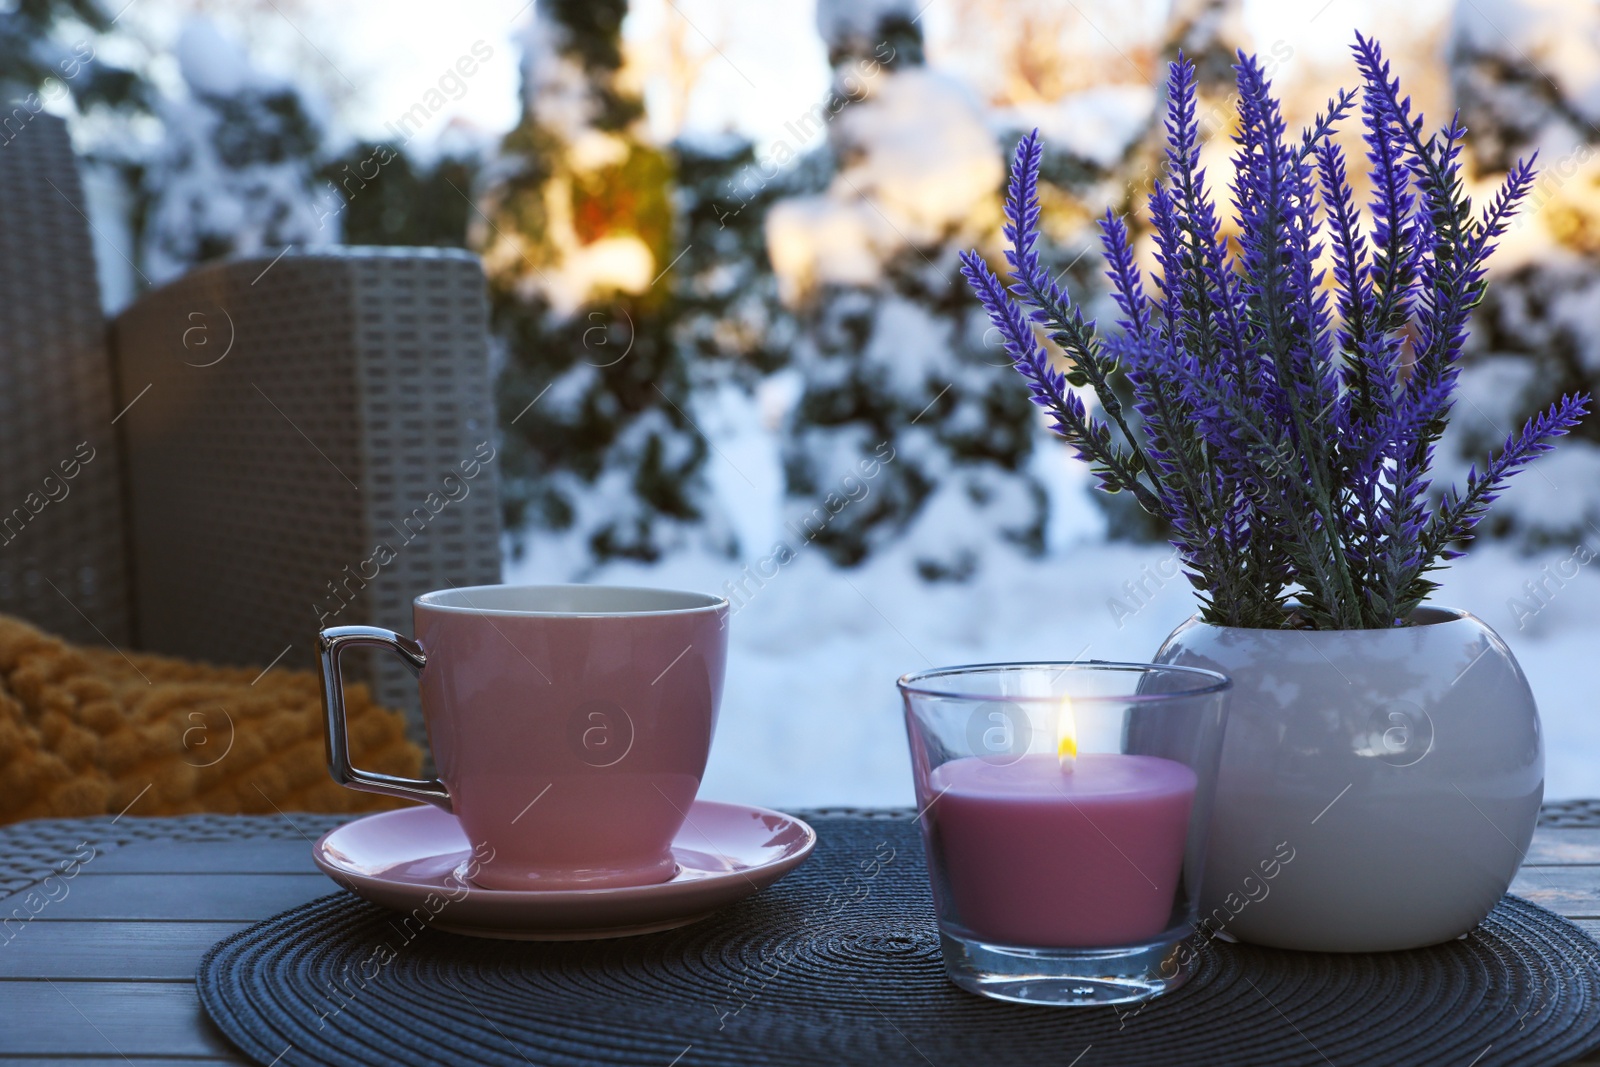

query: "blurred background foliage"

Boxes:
[8, 0, 1600, 569]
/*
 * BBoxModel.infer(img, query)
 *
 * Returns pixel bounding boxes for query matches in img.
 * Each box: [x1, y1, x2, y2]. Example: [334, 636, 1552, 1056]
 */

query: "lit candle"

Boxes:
[927, 752, 1197, 948]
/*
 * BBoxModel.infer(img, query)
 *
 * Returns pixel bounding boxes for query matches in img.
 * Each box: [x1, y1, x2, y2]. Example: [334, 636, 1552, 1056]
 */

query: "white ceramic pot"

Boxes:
[1154, 607, 1542, 952]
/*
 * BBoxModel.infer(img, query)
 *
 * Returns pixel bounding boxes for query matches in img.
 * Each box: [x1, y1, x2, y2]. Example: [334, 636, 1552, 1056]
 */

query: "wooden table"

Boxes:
[2, 807, 1600, 1066]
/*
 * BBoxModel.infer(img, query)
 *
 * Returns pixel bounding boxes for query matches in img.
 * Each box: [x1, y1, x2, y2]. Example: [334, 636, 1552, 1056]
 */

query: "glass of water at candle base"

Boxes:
[899, 662, 1231, 1006]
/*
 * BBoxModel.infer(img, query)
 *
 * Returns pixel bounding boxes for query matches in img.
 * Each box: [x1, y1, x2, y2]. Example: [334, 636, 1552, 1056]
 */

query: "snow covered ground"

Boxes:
[505, 525, 1600, 811]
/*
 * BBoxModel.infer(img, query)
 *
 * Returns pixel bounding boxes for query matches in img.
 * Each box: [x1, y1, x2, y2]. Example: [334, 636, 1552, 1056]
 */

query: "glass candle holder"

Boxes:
[899, 661, 1231, 1006]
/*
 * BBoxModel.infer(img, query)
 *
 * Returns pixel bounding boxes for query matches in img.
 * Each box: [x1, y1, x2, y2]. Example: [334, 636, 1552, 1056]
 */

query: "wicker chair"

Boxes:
[0, 114, 502, 732]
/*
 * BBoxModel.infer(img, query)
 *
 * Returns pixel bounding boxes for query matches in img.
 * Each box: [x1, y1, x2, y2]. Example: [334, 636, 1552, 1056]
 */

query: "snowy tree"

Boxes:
[320, 145, 479, 250]
[140, 20, 335, 284]
[0, 0, 147, 129]
[815, 0, 925, 70]
[484, 0, 742, 564]
[1160, 0, 1251, 100]
[674, 135, 807, 384]
[766, 1, 1047, 578]
[1446, 0, 1600, 544]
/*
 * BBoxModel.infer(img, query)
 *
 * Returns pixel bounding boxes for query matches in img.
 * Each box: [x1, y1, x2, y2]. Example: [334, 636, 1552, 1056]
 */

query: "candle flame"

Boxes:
[1057, 697, 1076, 772]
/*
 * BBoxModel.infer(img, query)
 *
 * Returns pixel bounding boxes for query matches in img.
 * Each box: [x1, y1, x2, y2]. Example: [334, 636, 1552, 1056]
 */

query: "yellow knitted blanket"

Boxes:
[0, 614, 421, 825]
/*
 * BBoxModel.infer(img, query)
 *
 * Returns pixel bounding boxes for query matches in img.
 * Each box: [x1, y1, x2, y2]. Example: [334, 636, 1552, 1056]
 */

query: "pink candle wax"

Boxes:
[928, 753, 1197, 948]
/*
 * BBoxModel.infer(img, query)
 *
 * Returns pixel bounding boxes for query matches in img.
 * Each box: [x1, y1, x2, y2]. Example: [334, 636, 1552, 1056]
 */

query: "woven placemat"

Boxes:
[198, 815, 1600, 1067]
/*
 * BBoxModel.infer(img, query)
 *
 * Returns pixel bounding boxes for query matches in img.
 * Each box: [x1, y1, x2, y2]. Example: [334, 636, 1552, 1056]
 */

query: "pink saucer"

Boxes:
[312, 800, 816, 940]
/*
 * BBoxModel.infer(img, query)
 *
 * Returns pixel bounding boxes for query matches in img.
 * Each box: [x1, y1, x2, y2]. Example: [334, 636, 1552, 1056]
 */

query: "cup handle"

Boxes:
[317, 624, 452, 812]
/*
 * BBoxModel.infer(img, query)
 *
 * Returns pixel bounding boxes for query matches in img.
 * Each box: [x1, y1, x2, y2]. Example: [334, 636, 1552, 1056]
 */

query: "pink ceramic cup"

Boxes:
[318, 584, 728, 890]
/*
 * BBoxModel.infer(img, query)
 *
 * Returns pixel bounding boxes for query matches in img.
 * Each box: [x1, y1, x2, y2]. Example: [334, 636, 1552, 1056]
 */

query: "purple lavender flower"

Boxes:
[963, 38, 1591, 629]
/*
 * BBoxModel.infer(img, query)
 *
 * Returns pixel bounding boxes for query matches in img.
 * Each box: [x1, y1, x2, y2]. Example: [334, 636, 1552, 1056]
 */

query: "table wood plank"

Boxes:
[1513, 865, 1600, 918]
[42, 873, 333, 922]
[0, 981, 236, 1057]
[0, 921, 250, 980]
[0, 1060, 242, 1066]
[1527, 829, 1600, 867]
[89, 838, 318, 875]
